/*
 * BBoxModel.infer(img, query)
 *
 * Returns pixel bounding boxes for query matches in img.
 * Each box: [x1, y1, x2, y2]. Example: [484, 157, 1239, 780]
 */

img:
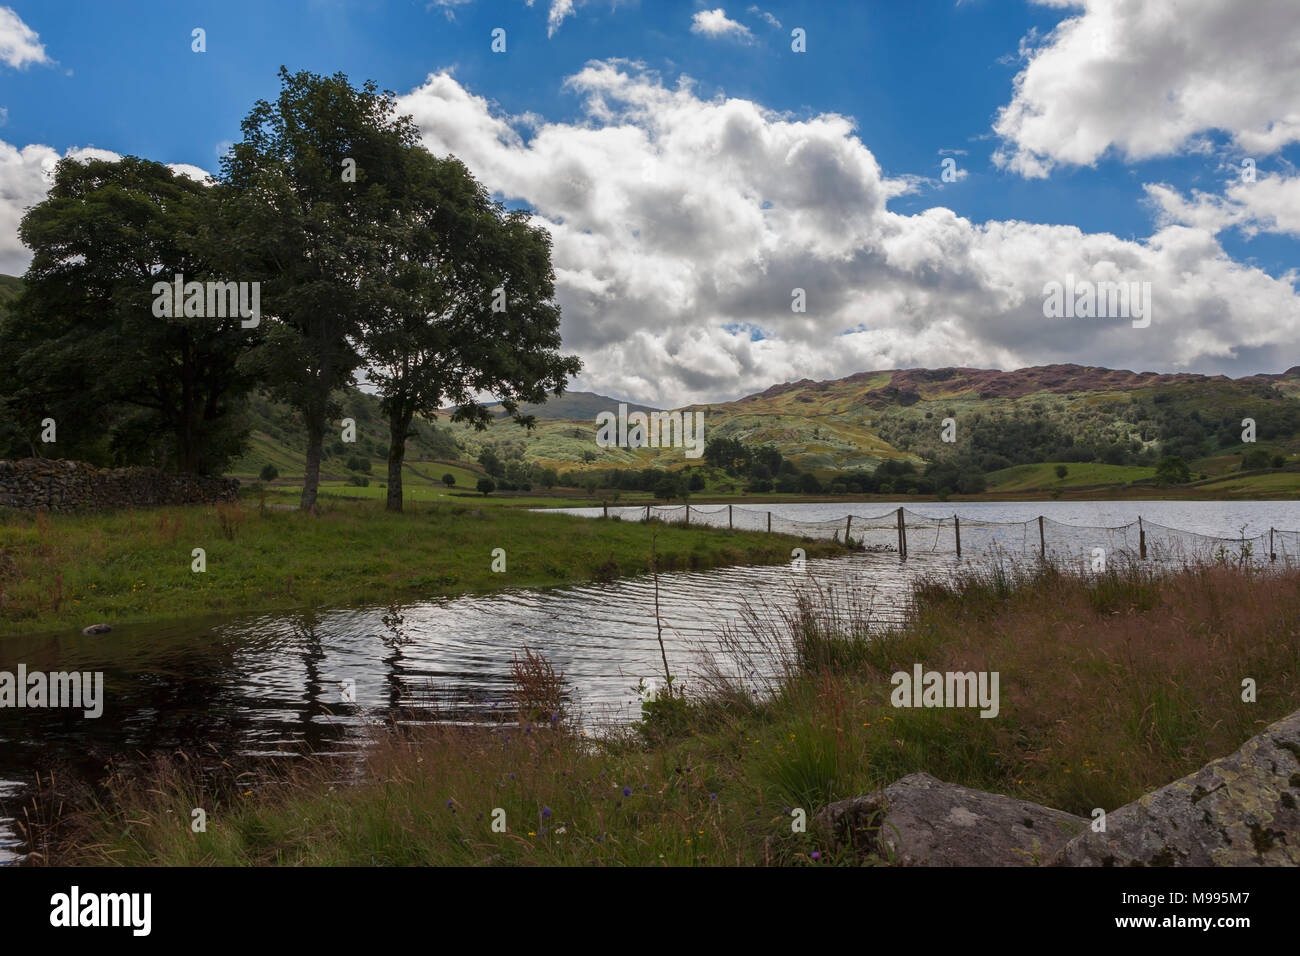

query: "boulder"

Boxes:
[1053, 709, 1300, 866]
[81, 623, 113, 635]
[816, 772, 1087, 866]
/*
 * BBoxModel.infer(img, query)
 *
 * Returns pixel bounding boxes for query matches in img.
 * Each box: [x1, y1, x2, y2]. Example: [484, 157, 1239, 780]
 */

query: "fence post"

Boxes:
[767, 511, 771, 533]
[1271, 527, 1276, 562]
[645, 503, 650, 522]
[1139, 516, 1147, 560]
[897, 507, 907, 560]
[1038, 515, 1046, 557]
[845, 515, 853, 546]
[954, 515, 961, 558]
[603, 501, 608, 518]
[685, 503, 690, 526]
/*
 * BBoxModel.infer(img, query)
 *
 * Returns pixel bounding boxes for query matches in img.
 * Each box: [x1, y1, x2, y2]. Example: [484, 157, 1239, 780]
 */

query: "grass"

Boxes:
[22, 557, 1300, 866]
[0, 496, 846, 637]
[985, 462, 1156, 491]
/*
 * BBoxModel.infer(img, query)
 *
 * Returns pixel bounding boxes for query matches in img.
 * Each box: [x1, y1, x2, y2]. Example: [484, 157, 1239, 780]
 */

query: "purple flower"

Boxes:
[709, 793, 717, 801]
[811, 851, 821, 860]
[542, 806, 552, 819]
[622, 786, 632, 797]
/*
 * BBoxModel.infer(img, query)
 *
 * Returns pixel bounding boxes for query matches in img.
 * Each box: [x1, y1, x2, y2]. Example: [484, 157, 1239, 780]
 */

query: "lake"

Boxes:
[2, 499, 1296, 862]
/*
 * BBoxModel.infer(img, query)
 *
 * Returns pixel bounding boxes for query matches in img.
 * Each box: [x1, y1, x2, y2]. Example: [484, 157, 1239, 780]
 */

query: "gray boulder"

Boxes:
[1053, 709, 1300, 866]
[817, 772, 1087, 866]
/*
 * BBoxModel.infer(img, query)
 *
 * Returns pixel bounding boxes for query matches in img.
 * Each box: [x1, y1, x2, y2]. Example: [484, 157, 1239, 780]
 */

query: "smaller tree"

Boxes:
[1155, 456, 1191, 485]
[442, 473, 456, 486]
[259, 463, 279, 481]
[477, 477, 495, 496]
[1241, 448, 1271, 471]
[1054, 465, 1068, 479]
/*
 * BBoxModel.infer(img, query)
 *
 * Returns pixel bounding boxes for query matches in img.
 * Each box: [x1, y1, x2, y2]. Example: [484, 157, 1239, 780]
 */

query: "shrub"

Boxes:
[441, 473, 455, 486]
[258, 463, 278, 481]
[476, 477, 495, 496]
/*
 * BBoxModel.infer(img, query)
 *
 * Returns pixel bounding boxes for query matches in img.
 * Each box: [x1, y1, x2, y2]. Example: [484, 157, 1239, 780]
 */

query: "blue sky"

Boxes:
[2, 1, 1298, 403]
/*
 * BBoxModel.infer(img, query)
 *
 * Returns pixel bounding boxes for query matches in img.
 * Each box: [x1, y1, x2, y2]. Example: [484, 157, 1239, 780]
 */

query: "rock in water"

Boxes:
[81, 623, 112, 635]
[816, 772, 1087, 866]
[1054, 709, 1300, 866]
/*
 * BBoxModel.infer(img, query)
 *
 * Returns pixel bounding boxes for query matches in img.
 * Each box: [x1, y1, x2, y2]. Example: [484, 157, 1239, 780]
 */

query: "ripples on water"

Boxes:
[3, 498, 1297, 862]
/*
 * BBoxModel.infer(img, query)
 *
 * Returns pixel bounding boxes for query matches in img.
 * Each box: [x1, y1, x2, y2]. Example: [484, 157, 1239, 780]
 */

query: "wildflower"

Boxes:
[542, 806, 552, 819]
[623, 787, 632, 797]
[811, 851, 821, 860]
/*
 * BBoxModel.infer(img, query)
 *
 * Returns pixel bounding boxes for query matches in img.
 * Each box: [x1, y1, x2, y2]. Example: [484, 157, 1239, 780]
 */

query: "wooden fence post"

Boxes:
[645, 503, 650, 522]
[728, 504, 733, 530]
[685, 504, 690, 526]
[1038, 515, 1045, 557]
[896, 507, 907, 560]
[767, 511, 771, 533]
[845, 515, 853, 545]
[1271, 527, 1276, 562]
[603, 501, 608, 518]
[954, 515, 961, 558]
[1139, 516, 1147, 560]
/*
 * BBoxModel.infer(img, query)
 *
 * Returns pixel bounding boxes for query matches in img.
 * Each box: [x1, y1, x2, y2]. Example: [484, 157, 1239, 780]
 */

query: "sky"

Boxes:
[1, 0, 1298, 406]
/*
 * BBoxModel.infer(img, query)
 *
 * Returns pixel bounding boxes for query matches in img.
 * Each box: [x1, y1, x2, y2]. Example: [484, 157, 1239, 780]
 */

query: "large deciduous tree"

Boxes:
[221, 67, 418, 510]
[3, 156, 259, 472]
[360, 150, 581, 511]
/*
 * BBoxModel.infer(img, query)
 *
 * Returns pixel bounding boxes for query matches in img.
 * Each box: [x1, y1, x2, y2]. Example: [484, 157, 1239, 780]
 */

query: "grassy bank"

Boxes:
[0, 498, 846, 637]
[26, 558, 1300, 865]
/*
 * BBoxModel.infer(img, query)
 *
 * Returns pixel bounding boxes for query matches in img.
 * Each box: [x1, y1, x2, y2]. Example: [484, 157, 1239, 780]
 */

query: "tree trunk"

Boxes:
[386, 411, 412, 512]
[301, 414, 324, 511]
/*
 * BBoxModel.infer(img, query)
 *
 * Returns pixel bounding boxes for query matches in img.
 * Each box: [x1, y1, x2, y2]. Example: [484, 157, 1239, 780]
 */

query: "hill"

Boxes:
[443, 363, 1300, 481]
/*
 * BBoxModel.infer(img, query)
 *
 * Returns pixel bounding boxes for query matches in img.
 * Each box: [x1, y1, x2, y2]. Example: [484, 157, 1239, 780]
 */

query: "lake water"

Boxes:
[2, 499, 1296, 862]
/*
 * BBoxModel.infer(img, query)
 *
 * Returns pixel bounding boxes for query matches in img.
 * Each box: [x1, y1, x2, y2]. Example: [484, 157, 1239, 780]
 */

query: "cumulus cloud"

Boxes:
[690, 9, 753, 42]
[1146, 171, 1300, 239]
[0, 5, 48, 69]
[994, 0, 1300, 177]
[0, 142, 211, 274]
[396, 62, 1300, 404]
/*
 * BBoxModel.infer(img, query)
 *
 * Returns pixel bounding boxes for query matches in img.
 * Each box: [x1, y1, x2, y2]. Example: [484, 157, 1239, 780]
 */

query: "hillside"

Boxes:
[445, 364, 1300, 480]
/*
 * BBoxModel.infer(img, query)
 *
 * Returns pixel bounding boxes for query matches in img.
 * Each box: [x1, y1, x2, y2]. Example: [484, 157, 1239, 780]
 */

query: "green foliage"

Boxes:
[1155, 455, 1191, 485]
[259, 463, 279, 481]
[476, 477, 495, 496]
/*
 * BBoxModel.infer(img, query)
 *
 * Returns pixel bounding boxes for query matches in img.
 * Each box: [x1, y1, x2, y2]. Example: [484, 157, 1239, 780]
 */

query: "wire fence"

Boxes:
[598, 503, 1300, 567]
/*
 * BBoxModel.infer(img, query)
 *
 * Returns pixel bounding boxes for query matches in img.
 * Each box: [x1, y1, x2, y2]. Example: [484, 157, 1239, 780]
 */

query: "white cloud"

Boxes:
[747, 5, 781, 29]
[0, 142, 212, 275]
[396, 62, 1300, 403]
[994, 0, 1300, 177]
[427, 0, 475, 21]
[0, 6, 49, 69]
[1146, 171, 1300, 239]
[547, 0, 575, 36]
[690, 9, 754, 42]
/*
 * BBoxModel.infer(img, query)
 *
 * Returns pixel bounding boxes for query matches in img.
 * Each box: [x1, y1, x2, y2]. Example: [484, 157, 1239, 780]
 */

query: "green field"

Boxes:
[0, 497, 847, 637]
[985, 462, 1156, 491]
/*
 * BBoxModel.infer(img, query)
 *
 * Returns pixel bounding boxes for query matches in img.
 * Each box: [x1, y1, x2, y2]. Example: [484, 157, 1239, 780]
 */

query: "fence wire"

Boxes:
[602, 503, 1297, 567]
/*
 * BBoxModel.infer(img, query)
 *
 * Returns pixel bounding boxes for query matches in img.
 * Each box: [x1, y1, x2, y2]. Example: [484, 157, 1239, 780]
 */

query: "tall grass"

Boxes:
[19, 557, 1300, 866]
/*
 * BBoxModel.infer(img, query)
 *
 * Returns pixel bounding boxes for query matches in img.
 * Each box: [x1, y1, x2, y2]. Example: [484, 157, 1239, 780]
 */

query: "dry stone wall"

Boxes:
[0, 458, 240, 513]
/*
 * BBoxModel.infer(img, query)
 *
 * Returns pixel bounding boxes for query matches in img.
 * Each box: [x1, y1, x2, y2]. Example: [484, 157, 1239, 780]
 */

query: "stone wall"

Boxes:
[0, 458, 240, 513]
